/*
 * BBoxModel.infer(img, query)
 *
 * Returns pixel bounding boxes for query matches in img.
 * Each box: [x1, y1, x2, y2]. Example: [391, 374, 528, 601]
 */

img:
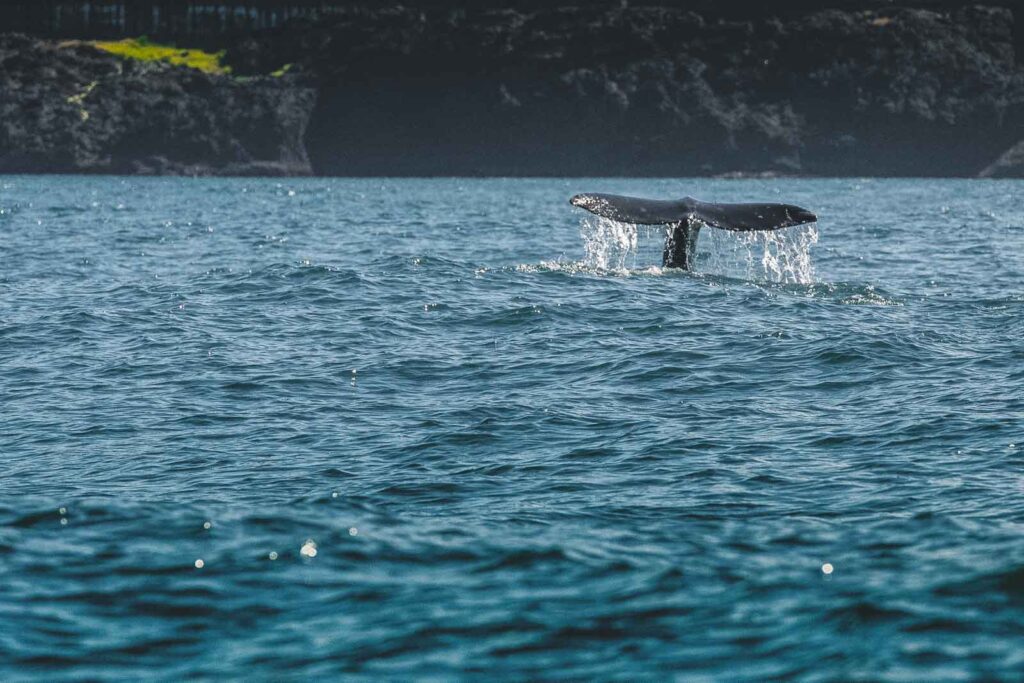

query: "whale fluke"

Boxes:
[569, 193, 817, 268]
[569, 193, 816, 231]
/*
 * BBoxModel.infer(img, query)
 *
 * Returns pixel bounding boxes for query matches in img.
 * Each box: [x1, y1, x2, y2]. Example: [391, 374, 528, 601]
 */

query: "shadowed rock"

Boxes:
[0, 34, 316, 175]
[2, 3, 1024, 177]
[283, 4, 1024, 177]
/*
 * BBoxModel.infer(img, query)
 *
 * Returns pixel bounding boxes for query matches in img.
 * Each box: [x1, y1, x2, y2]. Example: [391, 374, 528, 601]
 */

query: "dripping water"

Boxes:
[579, 216, 819, 283]
[700, 222, 819, 284]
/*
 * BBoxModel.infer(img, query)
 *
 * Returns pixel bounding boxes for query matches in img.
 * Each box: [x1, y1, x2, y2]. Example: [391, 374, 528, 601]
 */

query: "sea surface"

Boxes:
[1, 176, 1022, 679]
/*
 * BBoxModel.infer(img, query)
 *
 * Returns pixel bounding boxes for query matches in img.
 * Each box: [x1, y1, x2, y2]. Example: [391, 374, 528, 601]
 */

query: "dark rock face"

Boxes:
[279, 4, 1024, 177]
[0, 34, 316, 175]
[2, 3, 1024, 177]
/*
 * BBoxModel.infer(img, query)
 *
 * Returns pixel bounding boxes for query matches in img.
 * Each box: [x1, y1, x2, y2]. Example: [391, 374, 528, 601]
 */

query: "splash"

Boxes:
[701, 223, 819, 284]
[578, 216, 818, 284]
[579, 216, 664, 273]
[580, 216, 637, 271]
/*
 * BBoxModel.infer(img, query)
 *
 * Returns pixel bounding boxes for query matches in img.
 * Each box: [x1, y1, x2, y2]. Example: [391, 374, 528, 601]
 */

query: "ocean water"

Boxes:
[1, 176, 1022, 679]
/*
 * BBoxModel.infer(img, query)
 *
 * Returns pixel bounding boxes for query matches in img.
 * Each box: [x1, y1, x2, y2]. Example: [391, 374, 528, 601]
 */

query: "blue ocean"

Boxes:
[1, 176, 1022, 679]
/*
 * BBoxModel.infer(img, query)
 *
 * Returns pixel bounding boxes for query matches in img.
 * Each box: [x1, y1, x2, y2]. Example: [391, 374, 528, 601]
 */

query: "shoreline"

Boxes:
[3, 3, 1024, 178]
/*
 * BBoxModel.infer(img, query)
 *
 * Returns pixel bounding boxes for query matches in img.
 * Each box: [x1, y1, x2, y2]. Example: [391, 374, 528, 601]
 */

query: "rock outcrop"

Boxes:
[980, 140, 1024, 176]
[0, 34, 316, 175]
[2, 3, 1024, 177]
[280, 4, 1024, 177]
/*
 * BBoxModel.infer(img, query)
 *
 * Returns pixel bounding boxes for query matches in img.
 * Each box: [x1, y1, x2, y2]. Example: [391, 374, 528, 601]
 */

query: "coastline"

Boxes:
[2, 3, 1023, 178]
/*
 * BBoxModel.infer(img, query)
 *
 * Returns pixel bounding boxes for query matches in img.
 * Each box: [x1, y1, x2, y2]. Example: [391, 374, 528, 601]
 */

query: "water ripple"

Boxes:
[1, 177, 1022, 678]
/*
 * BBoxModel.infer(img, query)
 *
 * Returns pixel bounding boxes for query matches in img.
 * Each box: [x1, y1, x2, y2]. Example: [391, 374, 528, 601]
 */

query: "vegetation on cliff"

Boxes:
[0, 34, 315, 175]
[91, 37, 230, 75]
[2, 3, 1023, 176]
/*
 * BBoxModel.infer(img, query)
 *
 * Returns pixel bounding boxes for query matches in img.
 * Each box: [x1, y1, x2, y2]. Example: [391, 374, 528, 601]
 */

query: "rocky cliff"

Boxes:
[0, 34, 316, 175]
[2, 3, 1024, 177]
[283, 3, 1024, 177]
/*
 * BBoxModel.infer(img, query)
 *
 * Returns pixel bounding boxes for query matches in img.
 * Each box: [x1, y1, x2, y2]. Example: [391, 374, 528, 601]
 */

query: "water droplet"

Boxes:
[60, 518, 68, 526]
[203, 521, 212, 530]
[821, 563, 834, 575]
[194, 559, 205, 569]
[58, 507, 67, 515]
[268, 551, 278, 561]
[348, 527, 358, 536]
[300, 540, 318, 558]
[331, 492, 339, 498]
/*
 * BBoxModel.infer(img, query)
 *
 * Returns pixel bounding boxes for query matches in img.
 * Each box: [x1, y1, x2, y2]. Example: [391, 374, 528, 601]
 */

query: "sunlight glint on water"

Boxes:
[2, 177, 1023, 680]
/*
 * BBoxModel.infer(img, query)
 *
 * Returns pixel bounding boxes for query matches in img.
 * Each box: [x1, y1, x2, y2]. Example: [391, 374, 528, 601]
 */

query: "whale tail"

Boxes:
[569, 193, 817, 268]
[569, 193, 817, 231]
